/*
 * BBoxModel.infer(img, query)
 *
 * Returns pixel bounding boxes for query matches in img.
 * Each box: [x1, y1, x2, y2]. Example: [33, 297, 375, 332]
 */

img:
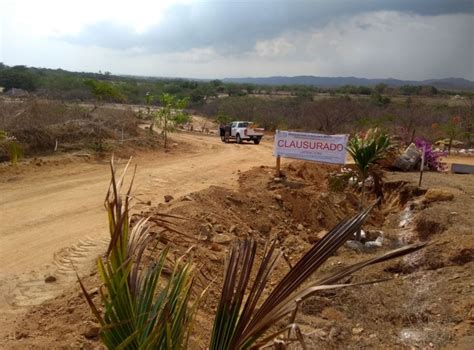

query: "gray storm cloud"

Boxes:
[2, 0, 473, 79]
[65, 0, 474, 54]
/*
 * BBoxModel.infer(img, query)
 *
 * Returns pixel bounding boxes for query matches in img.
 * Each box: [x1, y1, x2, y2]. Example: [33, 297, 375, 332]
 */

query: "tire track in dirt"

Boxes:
[3, 236, 109, 308]
[0, 132, 274, 313]
[52, 236, 109, 276]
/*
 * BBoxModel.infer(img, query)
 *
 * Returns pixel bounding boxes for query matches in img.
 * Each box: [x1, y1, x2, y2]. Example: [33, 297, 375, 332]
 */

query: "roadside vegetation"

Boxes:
[198, 94, 473, 148]
[1, 63, 472, 106]
[1, 60, 472, 350]
[0, 130, 22, 163]
[152, 93, 190, 148]
[79, 159, 424, 349]
[346, 128, 391, 202]
[0, 63, 472, 163]
[0, 98, 158, 160]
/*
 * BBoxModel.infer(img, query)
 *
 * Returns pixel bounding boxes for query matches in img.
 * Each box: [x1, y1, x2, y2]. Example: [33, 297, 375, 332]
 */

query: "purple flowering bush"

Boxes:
[414, 138, 446, 171]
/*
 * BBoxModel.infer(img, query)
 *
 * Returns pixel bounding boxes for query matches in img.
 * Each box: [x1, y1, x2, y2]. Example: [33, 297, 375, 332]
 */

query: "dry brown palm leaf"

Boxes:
[210, 203, 425, 350]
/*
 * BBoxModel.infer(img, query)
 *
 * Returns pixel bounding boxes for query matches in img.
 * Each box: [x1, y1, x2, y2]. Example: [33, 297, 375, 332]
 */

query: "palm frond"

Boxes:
[347, 128, 390, 179]
[210, 203, 425, 349]
[79, 156, 199, 349]
[210, 240, 280, 350]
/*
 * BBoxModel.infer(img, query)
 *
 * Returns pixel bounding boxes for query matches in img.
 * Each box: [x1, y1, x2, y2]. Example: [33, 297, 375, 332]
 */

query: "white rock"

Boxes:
[365, 235, 384, 248]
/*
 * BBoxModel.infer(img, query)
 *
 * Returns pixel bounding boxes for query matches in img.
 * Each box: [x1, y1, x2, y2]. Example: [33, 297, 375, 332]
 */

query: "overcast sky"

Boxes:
[0, 0, 473, 80]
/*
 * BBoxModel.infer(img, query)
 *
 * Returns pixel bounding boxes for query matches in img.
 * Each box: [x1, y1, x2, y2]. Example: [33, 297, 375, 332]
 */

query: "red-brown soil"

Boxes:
[2, 159, 472, 349]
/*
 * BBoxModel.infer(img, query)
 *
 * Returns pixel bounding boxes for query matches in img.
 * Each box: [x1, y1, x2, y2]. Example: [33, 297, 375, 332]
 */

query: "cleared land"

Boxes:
[0, 131, 275, 336]
[0, 108, 472, 349]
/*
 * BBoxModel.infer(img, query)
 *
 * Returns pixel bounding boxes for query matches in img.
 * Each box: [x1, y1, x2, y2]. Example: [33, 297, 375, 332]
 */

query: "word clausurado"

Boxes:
[274, 130, 348, 165]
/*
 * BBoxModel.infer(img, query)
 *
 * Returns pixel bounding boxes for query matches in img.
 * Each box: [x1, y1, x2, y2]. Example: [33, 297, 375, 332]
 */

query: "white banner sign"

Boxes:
[274, 130, 348, 164]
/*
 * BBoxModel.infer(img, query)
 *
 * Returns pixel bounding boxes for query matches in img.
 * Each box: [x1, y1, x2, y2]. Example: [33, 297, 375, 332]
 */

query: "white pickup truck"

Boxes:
[219, 121, 264, 144]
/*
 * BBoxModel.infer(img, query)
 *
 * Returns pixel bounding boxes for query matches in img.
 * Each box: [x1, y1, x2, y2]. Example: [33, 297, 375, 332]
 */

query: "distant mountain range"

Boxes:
[222, 76, 474, 90]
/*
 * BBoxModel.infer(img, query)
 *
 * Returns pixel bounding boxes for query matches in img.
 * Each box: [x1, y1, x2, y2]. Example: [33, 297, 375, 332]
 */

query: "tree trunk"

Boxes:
[164, 117, 168, 148]
[355, 180, 366, 241]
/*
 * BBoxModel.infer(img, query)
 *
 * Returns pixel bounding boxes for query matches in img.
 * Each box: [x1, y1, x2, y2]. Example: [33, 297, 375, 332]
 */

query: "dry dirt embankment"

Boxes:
[0, 132, 275, 334]
[1, 131, 473, 349]
[2, 156, 473, 350]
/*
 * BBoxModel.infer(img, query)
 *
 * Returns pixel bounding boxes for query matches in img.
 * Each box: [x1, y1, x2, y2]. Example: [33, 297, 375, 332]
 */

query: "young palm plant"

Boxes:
[346, 128, 390, 239]
[209, 205, 424, 349]
[347, 128, 390, 191]
[78, 158, 199, 349]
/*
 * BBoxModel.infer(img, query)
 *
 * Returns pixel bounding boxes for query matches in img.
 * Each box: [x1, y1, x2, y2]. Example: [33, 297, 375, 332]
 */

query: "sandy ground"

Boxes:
[2, 155, 473, 349]
[1, 127, 473, 348]
[0, 131, 275, 335]
[441, 155, 474, 166]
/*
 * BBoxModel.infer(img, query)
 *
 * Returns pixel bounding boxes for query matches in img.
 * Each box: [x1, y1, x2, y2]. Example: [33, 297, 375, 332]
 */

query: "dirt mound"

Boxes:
[145, 161, 376, 252]
[4, 161, 364, 348]
[3, 162, 473, 349]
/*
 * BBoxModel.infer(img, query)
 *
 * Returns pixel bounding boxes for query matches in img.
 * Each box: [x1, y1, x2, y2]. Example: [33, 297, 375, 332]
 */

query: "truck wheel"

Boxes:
[253, 138, 261, 145]
[236, 134, 242, 144]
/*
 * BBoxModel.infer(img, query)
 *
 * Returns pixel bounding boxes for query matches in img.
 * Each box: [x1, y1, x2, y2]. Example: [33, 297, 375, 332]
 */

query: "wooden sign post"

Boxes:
[275, 155, 281, 177]
[418, 145, 426, 187]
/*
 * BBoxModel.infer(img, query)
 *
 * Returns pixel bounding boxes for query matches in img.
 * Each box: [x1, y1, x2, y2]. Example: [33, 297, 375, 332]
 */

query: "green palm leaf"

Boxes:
[79, 157, 199, 349]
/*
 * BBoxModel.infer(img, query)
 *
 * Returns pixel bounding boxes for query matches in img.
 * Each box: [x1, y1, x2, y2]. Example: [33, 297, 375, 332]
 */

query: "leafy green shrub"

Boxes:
[84, 79, 126, 102]
[215, 113, 232, 125]
[154, 93, 189, 148]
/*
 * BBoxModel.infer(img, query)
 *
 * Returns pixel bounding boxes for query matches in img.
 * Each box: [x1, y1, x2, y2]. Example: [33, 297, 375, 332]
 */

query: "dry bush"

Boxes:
[197, 95, 470, 144]
[0, 98, 144, 155]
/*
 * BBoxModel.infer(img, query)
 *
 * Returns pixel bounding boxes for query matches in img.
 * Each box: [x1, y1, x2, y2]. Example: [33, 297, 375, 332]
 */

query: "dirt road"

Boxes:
[0, 132, 275, 313]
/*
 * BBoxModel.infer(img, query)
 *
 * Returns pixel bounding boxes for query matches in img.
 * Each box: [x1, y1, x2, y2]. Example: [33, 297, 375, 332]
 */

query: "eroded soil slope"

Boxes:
[3, 161, 473, 349]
